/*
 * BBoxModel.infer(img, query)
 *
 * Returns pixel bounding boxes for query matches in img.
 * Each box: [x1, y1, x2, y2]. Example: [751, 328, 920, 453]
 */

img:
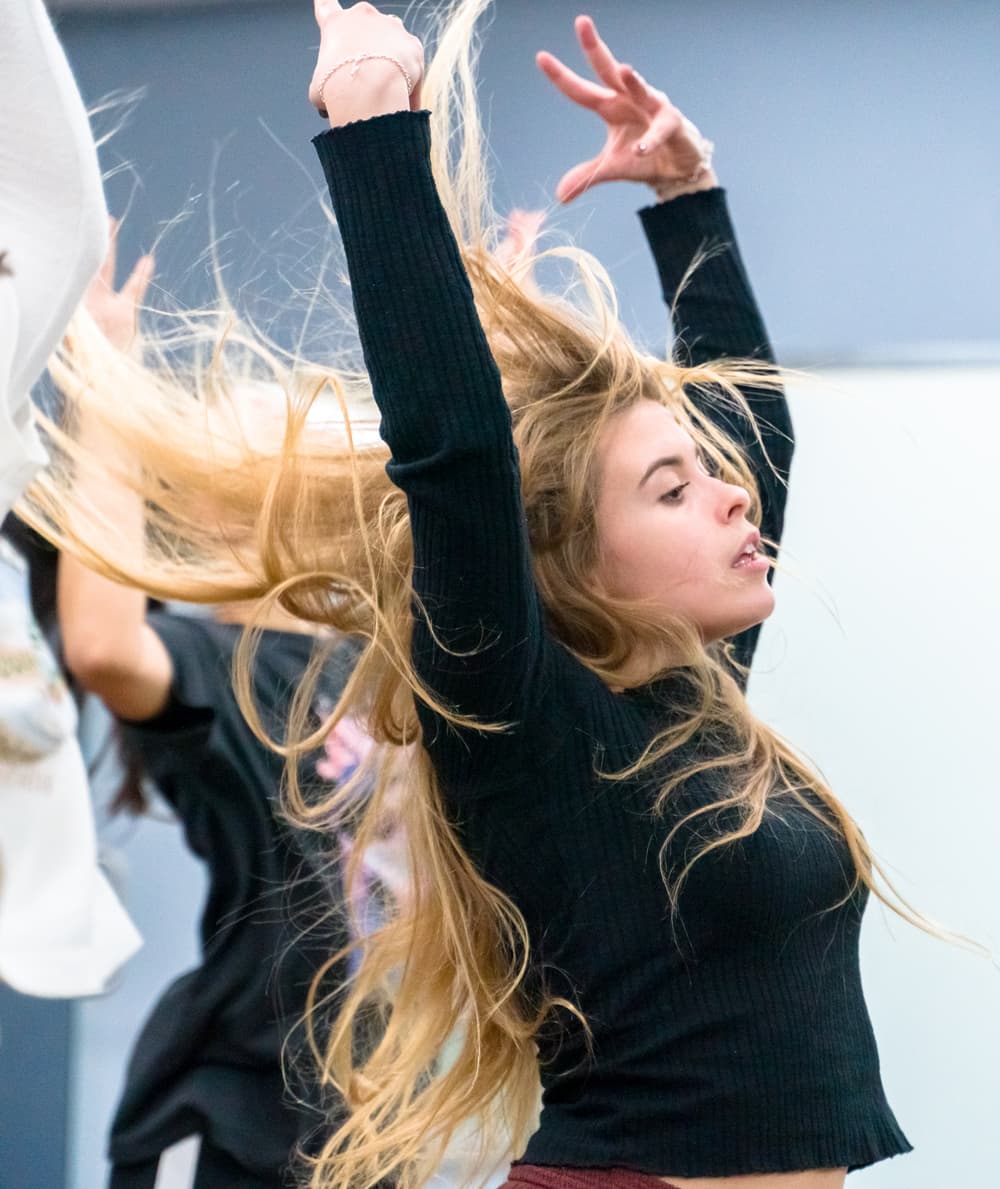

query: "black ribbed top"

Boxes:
[312, 111, 911, 1177]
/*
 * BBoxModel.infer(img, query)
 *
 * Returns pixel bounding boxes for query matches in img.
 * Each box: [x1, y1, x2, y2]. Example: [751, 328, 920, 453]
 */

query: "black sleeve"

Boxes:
[312, 113, 556, 782]
[640, 190, 794, 675]
[117, 611, 234, 781]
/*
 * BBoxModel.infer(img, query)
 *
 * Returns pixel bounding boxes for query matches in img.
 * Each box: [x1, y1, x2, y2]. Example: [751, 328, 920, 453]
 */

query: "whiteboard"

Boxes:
[749, 367, 1000, 1188]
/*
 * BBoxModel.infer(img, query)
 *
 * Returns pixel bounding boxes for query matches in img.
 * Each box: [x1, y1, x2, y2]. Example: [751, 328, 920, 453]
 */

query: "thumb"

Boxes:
[555, 156, 611, 205]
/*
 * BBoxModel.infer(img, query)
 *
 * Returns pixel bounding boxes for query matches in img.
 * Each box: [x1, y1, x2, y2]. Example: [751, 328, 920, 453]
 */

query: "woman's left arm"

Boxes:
[641, 191, 791, 673]
[538, 15, 792, 476]
[638, 192, 792, 555]
[539, 17, 792, 669]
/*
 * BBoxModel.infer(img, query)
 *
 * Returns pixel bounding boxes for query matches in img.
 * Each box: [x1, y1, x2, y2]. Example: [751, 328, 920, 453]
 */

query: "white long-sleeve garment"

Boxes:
[0, 0, 108, 513]
[0, 0, 141, 996]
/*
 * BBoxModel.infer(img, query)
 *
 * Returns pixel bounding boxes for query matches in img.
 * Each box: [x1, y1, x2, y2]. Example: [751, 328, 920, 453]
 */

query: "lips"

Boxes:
[732, 530, 762, 568]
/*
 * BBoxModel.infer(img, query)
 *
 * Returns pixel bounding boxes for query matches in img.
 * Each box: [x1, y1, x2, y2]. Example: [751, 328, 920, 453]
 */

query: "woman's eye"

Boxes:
[659, 482, 690, 504]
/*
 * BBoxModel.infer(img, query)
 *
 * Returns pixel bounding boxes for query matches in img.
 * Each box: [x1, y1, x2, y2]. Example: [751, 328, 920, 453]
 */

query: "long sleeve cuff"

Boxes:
[638, 189, 773, 364]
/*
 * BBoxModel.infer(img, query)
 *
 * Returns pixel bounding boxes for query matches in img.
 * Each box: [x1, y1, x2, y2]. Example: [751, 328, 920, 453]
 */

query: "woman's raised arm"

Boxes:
[539, 16, 792, 671]
[310, 3, 552, 770]
[56, 230, 174, 722]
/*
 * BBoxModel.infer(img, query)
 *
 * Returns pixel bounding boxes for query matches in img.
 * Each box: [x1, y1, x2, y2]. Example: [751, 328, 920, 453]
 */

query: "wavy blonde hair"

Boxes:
[18, 2, 973, 1186]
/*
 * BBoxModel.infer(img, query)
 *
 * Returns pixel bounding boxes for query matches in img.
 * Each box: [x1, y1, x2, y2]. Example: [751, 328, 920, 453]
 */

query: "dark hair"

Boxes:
[107, 728, 150, 816]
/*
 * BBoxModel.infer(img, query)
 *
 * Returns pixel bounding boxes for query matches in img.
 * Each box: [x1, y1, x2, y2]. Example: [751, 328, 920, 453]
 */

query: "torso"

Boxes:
[452, 661, 906, 1180]
[661, 1171, 847, 1189]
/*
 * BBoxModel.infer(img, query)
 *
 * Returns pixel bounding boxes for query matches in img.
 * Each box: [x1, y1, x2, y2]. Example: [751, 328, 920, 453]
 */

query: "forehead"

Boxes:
[596, 400, 693, 485]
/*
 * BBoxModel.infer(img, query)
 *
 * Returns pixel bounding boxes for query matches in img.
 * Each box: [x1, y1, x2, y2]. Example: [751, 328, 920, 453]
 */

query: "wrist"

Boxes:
[321, 58, 412, 128]
[651, 166, 719, 203]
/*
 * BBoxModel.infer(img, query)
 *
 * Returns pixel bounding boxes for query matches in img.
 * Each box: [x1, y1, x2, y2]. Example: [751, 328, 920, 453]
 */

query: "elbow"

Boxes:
[62, 637, 133, 699]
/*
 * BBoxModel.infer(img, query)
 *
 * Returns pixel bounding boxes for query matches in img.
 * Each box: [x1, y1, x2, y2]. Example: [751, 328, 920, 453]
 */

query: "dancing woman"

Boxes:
[298, 3, 913, 1187]
[54, 237, 358, 1189]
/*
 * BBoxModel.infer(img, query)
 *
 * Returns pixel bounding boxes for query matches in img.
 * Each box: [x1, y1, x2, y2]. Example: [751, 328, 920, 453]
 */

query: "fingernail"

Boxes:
[637, 141, 648, 155]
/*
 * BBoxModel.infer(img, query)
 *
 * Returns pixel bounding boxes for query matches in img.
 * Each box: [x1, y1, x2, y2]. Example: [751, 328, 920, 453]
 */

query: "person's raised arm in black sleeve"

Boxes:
[538, 16, 792, 674]
[641, 193, 791, 674]
[309, 3, 552, 784]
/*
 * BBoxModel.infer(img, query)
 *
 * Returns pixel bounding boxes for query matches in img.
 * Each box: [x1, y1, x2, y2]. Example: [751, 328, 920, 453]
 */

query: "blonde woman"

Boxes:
[22, 1, 926, 1186]
[299, 3, 910, 1188]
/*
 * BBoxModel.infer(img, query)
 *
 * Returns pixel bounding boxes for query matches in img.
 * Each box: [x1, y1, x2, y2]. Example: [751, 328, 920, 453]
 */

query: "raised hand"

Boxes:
[495, 209, 545, 297]
[495, 208, 545, 269]
[83, 218, 154, 354]
[537, 15, 716, 204]
[310, 1, 424, 127]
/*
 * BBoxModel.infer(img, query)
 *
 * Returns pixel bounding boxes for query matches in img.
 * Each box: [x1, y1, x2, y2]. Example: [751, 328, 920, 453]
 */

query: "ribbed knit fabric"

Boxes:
[312, 111, 911, 1178]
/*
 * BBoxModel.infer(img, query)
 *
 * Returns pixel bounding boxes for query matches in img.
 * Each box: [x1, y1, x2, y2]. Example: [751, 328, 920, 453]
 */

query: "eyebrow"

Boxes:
[638, 455, 684, 488]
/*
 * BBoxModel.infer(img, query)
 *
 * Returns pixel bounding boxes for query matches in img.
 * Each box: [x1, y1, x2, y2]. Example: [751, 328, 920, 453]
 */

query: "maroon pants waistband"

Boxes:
[502, 1166, 680, 1189]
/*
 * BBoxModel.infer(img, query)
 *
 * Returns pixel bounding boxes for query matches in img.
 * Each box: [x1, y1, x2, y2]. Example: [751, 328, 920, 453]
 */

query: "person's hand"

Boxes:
[83, 218, 154, 354]
[309, 1, 424, 128]
[537, 15, 716, 204]
[495, 208, 545, 295]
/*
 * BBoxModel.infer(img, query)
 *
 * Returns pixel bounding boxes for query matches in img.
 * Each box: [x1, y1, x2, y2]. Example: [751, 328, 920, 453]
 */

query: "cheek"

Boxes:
[599, 513, 707, 600]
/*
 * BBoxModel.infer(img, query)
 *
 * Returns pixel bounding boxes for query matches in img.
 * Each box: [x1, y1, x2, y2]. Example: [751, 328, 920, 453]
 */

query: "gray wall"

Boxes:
[0, 986, 70, 1189]
[21, 2, 1000, 1187]
[51, 0, 1000, 363]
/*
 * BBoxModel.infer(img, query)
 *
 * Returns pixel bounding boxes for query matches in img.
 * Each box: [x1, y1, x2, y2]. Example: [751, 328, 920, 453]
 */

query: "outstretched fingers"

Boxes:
[536, 50, 615, 110]
[121, 254, 155, 308]
[575, 14, 626, 91]
[618, 64, 665, 116]
[495, 208, 546, 272]
[507, 208, 545, 254]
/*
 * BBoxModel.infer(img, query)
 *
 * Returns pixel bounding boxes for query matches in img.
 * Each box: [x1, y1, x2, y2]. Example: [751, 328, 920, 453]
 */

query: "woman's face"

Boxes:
[592, 400, 775, 644]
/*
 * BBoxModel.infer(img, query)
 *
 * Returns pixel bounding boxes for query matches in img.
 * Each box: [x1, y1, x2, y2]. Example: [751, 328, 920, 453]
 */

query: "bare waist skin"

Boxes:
[660, 1170, 847, 1189]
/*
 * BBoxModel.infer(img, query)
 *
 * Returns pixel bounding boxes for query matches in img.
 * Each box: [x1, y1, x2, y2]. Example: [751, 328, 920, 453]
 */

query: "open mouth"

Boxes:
[732, 532, 766, 569]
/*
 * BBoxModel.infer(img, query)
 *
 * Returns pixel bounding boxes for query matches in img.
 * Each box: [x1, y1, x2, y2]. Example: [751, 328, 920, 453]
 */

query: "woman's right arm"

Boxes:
[310, 5, 550, 750]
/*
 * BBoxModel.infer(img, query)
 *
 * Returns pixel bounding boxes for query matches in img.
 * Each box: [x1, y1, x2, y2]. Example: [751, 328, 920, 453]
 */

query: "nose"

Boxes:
[719, 478, 751, 523]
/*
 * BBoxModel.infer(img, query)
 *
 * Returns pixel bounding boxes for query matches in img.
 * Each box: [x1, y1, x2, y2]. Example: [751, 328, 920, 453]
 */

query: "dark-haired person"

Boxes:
[56, 241, 358, 1189]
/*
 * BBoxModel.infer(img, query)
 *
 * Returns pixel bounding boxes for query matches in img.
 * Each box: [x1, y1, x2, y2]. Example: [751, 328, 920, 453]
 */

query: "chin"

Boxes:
[742, 587, 777, 632]
[716, 588, 776, 641]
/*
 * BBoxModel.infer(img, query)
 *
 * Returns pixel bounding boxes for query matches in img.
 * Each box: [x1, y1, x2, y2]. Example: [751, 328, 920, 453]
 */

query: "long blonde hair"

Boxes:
[18, 2, 973, 1185]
